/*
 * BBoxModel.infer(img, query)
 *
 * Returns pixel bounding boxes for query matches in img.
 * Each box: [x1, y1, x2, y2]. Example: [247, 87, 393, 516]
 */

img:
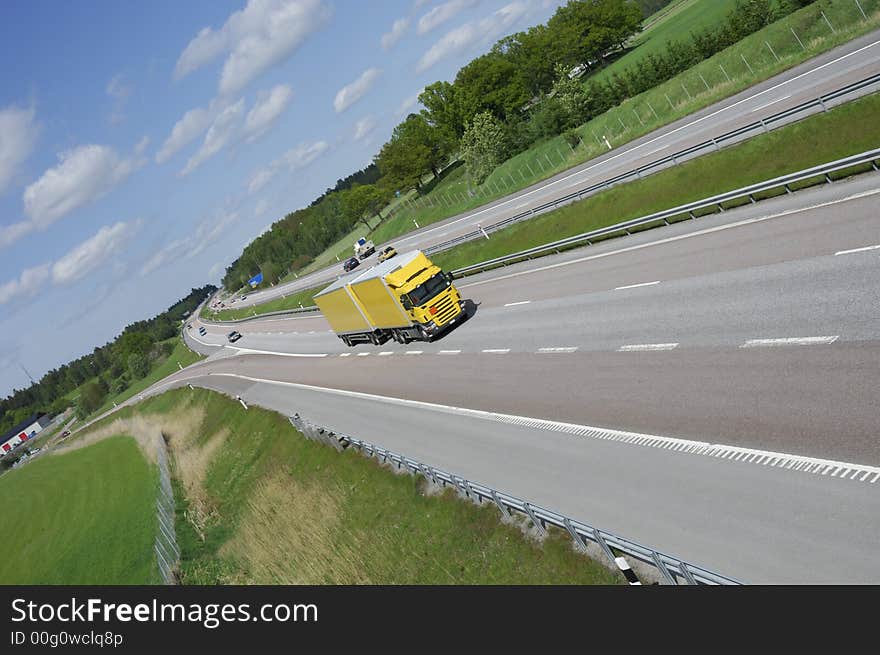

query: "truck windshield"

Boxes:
[407, 272, 449, 306]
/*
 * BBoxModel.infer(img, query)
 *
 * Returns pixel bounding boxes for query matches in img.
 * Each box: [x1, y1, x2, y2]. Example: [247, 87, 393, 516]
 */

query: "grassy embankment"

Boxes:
[204, 285, 322, 322]
[432, 90, 880, 272]
[77, 388, 620, 584]
[296, 0, 879, 269]
[0, 436, 158, 584]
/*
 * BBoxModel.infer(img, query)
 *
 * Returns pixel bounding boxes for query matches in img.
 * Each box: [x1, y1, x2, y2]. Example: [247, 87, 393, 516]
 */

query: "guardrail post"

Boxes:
[592, 528, 617, 567]
[236, 395, 248, 410]
[490, 490, 510, 517]
[563, 518, 587, 552]
[650, 552, 678, 585]
[678, 562, 699, 586]
[522, 502, 546, 536]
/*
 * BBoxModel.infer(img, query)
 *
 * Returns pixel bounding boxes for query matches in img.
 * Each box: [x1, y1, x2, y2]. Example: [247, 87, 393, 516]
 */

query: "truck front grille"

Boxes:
[430, 293, 459, 325]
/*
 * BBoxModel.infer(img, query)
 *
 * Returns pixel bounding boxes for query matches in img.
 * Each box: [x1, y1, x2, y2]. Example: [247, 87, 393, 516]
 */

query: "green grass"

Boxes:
[89, 337, 205, 419]
[204, 285, 322, 321]
[591, 0, 740, 87]
[108, 389, 620, 584]
[287, 0, 879, 281]
[0, 436, 158, 584]
[432, 90, 880, 273]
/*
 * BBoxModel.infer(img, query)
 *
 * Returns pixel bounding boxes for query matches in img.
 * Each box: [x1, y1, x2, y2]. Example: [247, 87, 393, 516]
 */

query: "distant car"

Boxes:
[227, 331, 242, 343]
[240, 295, 248, 301]
[378, 246, 397, 263]
[343, 257, 361, 272]
[199, 326, 207, 336]
[61, 430, 70, 438]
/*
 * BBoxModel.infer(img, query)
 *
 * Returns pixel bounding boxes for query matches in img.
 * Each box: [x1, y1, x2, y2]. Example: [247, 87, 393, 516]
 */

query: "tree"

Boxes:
[76, 380, 107, 419]
[376, 134, 430, 194]
[460, 111, 507, 186]
[342, 184, 390, 230]
[454, 52, 531, 124]
[127, 353, 150, 380]
[547, 0, 643, 68]
[419, 81, 466, 140]
[115, 331, 152, 361]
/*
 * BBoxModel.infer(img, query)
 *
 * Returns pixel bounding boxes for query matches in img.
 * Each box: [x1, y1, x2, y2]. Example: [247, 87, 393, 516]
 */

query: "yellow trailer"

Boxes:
[314, 250, 465, 346]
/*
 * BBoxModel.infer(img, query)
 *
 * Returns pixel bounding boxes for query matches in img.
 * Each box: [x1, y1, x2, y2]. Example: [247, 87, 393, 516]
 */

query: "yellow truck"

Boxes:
[314, 250, 465, 346]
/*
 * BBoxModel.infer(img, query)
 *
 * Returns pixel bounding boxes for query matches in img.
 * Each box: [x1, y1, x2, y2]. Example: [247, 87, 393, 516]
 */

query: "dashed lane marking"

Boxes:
[438, 350, 462, 355]
[537, 347, 578, 353]
[835, 244, 880, 256]
[618, 343, 679, 352]
[615, 280, 660, 290]
[482, 348, 510, 354]
[740, 336, 839, 348]
[504, 300, 531, 307]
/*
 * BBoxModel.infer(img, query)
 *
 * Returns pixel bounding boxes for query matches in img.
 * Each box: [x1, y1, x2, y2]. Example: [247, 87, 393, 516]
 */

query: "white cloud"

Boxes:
[208, 262, 225, 280]
[381, 18, 410, 50]
[192, 210, 240, 255]
[246, 140, 328, 194]
[417, 1, 530, 72]
[181, 99, 245, 176]
[281, 140, 329, 170]
[353, 116, 377, 142]
[0, 264, 50, 305]
[0, 221, 35, 249]
[140, 238, 188, 277]
[334, 68, 382, 114]
[52, 220, 139, 284]
[243, 84, 293, 143]
[134, 136, 150, 156]
[23, 145, 138, 227]
[417, 0, 478, 34]
[175, 0, 331, 97]
[142, 210, 240, 276]
[0, 105, 39, 195]
[155, 106, 214, 164]
[106, 74, 132, 124]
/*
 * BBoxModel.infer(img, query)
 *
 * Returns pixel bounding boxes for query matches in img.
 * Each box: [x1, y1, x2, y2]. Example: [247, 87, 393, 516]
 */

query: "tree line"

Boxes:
[222, 0, 814, 290]
[0, 285, 216, 432]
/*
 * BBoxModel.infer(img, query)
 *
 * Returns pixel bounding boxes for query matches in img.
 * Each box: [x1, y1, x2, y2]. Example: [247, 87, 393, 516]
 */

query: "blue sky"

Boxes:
[0, 0, 565, 396]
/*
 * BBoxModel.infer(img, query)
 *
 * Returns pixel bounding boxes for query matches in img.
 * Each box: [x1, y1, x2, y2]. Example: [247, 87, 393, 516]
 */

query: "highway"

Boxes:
[223, 30, 880, 312]
[150, 170, 880, 583]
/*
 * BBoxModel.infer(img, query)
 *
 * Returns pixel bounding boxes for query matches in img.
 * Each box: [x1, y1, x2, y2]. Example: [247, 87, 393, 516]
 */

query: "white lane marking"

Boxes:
[835, 244, 880, 256]
[184, 372, 880, 484]
[537, 347, 578, 353]
[438, 350, 461, 355]
[618, 343, 679, 352]
[405, 350, 423, 355]
[752, 94, 791, 112]
[460, 188, 880, 290]
[356, 352, 370, 357]
[378, 351, 395, 356]
[615, 280, 660, 290]
[339, 353, 351, 357]
[503, 300, 531, 307]
[741, 336, 839, 348]
[482, 348, 510, 354]
[228, 347, 328, 358]
[396, 39, 880, 247]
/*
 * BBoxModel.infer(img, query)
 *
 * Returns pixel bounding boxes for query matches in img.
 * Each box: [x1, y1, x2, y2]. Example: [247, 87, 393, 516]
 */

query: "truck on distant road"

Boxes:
[354, 237, 375, 260]
[315, 250, 465, 346]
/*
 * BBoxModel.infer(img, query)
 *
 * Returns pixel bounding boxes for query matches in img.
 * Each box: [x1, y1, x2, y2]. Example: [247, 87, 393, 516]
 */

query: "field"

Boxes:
[85, 388, 621, 584]
[433, 90, 880, 272]
[0, 436, 157, 584]
[293, 0, 880, 273]
[591, 0, 740, 87]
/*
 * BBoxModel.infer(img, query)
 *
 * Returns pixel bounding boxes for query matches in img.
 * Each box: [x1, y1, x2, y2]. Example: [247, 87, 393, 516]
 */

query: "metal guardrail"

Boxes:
[289, 413, 743, 585]
[449, 147, 880, 277]
[424, 73, 880, 256]
[200, 304, 319, 325]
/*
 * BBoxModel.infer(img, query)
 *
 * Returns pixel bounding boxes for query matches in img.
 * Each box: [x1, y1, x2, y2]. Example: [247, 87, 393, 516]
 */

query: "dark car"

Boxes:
[343, 257, 361, 272]
[227, 331, 243, 343]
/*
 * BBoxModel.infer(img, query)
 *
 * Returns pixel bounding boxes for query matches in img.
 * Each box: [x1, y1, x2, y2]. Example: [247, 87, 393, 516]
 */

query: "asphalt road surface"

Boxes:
[146, 170, 880, 583]
[224, 30, 880, 311]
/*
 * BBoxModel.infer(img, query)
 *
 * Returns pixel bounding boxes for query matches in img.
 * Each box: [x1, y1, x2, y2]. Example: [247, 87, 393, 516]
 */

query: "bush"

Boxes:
[110, 377, 128, 396]
[460, 111, 508, 185]
[127, 353, 150, 380]
[563, 129, 582, 149]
